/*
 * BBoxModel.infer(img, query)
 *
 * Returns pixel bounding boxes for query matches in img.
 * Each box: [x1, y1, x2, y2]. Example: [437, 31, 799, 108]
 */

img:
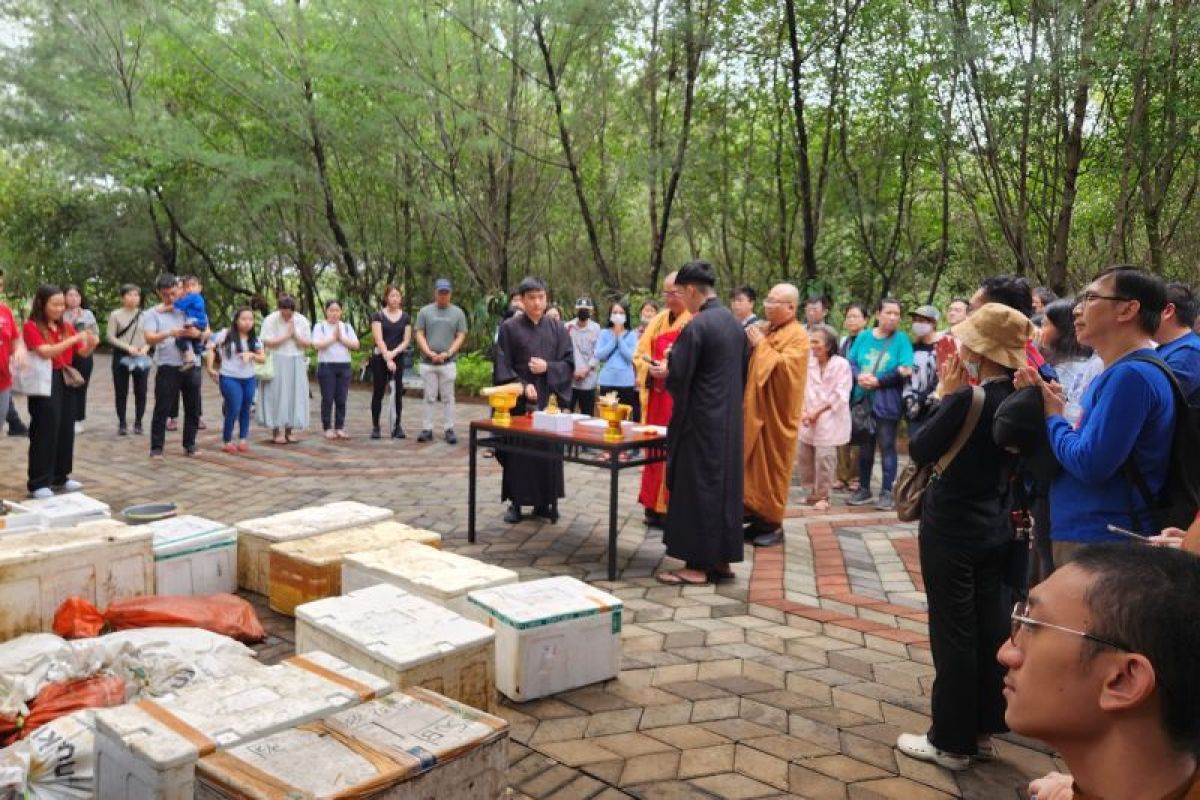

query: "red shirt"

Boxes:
[23, 319, 82, 370]
[0, 304, 17, 390]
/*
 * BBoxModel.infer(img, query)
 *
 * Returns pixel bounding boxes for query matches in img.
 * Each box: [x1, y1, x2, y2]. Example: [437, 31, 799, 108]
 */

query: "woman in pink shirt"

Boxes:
[797, 325, 852, 510]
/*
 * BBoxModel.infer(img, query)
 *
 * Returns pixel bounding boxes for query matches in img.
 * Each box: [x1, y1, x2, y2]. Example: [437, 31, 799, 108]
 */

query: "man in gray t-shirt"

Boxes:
[143, 274, 204, 456]
[414, 278, 469, 443]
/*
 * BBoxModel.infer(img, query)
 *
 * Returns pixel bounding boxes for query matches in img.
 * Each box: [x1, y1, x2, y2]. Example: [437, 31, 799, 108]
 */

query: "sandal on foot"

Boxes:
[655, 570, 711, 586]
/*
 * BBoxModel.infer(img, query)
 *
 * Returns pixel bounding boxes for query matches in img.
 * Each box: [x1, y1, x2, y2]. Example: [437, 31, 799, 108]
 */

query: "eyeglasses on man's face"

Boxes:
[1075, 290, 1133, 307]
[1009, 601, 1128, 651]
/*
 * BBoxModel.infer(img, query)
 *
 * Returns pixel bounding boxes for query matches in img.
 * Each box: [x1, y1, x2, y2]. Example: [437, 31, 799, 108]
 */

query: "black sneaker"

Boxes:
[133, 422, 144, 435]
[118, 423, 128, 436]
[503, 504, 523, 524]
[184, 446, 199, 457]
[150, 449, 163, 460]
[417, 430, 433, 443]
[392, 425, 407, 439]
[847, 487, 875, 506]
[444, 429, 457, 445]
[371, 426, 382, 440]
[532, 505, 559, 523]
[7, 423, 28, 437]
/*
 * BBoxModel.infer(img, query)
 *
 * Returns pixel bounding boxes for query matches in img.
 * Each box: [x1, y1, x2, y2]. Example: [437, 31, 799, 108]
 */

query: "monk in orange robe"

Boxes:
[743, 283, 810, 547]
[636, 271, 691, 527]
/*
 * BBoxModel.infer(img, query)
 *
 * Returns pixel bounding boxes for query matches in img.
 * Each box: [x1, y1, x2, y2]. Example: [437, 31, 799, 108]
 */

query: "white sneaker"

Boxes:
[896, 733, 971, 771]
[58, 479, 83, 493]
[29, 487, 54, 499]
[74, 422, 84, 434]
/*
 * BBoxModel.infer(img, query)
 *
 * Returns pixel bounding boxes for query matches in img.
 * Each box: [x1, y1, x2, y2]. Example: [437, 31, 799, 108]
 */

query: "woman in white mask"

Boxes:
[596, 301, 642, 422]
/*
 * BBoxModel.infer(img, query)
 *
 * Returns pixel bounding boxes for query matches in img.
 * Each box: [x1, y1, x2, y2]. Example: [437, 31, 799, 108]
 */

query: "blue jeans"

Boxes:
[219, 375, 256, 443]
[859, 415, 899, 493]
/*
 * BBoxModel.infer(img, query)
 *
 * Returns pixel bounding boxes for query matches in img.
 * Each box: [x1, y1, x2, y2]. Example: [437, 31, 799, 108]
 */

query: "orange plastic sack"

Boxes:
[0, 674, 126, 745]
[52, 594, 266, 643]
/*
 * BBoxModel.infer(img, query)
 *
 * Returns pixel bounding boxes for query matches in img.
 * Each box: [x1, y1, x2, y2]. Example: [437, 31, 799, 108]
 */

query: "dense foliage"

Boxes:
[1, 0, 1197, 335]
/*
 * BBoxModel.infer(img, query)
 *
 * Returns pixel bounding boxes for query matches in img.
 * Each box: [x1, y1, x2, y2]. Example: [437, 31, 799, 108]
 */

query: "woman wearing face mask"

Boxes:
[895, 303, 1032, 771]
[902, 306, 942, 440]
[566, 297, 600, 415]
[834, 303, 868, 492]
[596, 301, 641, 423]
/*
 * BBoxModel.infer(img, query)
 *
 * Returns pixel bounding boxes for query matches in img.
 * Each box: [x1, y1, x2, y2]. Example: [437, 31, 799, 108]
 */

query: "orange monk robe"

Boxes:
[635, 307, 691, 514]
[743, 319, 810, 527]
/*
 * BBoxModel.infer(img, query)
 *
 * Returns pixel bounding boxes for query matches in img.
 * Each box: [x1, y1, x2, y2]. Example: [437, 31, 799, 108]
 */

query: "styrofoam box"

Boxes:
[0, 501, 46, 534]
[195, 686, 508, 799]
[0, 520, 151, 641]
[267, 520, 441, 616]
[296, 583, 498, 713]
[146, 515, 237, 596]
[93, 651, 390, 800]
[234, 501, 393, 594]
[468, 576, 623, 701]
[8, 492, 111, 528]
[341, 541, 518, 620]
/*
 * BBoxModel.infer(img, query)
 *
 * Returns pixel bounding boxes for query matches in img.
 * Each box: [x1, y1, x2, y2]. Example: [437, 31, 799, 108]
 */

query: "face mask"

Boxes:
[611, 313, 626, 326]
[963, 359, 981, 380]
[576, 310, 591, 321]
[911, 322, 934, 337]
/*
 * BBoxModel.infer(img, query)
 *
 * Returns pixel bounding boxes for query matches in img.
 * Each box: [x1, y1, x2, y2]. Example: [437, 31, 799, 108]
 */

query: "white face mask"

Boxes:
[610, 313, 627, 326]
[911, 321, 934, 338]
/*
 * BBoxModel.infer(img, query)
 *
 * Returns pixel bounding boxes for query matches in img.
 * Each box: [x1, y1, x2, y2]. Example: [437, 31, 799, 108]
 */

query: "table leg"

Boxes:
[468, 427, 477, 543]
[608, 454, 620, 581]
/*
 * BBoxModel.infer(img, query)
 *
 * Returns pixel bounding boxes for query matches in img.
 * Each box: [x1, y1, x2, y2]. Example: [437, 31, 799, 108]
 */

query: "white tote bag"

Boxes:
[10, 354, 51, 397]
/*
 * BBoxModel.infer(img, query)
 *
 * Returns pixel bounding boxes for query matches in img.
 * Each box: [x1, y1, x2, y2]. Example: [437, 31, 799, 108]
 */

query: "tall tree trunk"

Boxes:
[783, 0, 818, 282]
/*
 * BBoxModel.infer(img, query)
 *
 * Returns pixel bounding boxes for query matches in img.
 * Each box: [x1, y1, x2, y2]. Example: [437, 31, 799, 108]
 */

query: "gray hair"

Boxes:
[810, 324, 839, 355]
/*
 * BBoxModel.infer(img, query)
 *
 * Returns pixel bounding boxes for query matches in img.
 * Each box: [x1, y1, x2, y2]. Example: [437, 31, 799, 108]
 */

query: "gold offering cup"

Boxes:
[598, 403, 632, 441]
[489, 392, 518, 426]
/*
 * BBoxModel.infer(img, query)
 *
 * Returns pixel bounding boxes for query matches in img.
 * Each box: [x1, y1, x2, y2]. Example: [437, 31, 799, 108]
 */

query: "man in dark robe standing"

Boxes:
[656, 260, 749, 585]
[493, 276, 575, 524]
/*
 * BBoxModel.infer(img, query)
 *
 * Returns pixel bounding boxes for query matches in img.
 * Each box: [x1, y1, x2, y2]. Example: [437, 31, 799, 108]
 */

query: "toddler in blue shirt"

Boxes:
[174, 275, 209, 370]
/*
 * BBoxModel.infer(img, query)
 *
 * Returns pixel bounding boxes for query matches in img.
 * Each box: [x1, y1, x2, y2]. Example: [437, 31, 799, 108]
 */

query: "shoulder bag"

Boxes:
[850, 338, 890, 446]
[893, 385, 985, 522]
[11, 354, 52, 397]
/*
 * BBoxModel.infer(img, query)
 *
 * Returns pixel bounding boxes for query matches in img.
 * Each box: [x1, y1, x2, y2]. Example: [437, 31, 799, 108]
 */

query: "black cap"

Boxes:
[674, 260, 717, 287]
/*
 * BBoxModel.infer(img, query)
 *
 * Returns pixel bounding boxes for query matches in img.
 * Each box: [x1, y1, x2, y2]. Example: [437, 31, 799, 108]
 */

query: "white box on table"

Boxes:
[340, 541, 518, 620]
[93, 651, 390, 800]
[295, 582, 497, 713]
[195, 686, 508, 799]
[234, 501, 393, 594]
[145, 515, 237, 596]
[531, 411, 582, 433]
[8, 492, 111, 528]
[468, 575, 623, 701]
[0, 520, 150, 641]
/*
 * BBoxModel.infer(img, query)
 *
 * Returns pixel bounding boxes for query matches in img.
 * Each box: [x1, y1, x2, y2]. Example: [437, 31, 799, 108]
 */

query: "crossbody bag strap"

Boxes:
[934, 385, 985, 475]
[115, 309, 142, 342]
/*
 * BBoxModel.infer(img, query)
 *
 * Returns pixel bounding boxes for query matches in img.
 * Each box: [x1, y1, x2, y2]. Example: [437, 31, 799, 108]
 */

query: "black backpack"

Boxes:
[1124, 355, 1200, 533]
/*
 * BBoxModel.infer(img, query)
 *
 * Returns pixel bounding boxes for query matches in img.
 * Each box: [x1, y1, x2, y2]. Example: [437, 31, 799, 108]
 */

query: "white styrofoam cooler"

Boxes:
[341, 541, 518, 619]
[146, 515, 237, 596]
[195, 687, 509, 799]
[93, 650, 390, 800]
[0, 502, 46, 534]
[468, 575, 623, 701]
[0, 520, 151, 641]
[5, 492, 111, 528]
[234, 501, 393, 594]
[295, 583, 498, 713]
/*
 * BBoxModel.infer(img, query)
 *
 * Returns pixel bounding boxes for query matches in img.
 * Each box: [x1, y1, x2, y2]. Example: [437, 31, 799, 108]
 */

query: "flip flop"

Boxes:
[655, 571, 711, 586]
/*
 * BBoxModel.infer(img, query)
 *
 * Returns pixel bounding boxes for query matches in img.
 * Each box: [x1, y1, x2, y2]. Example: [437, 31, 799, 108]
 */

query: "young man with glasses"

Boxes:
[1002, 544, 1200, 799]
[1016, 266, 1175, 566]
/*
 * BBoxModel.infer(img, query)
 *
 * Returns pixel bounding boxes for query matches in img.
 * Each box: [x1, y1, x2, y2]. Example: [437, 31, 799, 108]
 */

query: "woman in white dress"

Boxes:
[257, 295, 312, 444]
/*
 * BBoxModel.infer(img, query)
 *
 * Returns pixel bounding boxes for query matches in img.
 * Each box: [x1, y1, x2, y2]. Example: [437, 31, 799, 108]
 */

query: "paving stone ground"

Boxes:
[0, 355, 1062, 798]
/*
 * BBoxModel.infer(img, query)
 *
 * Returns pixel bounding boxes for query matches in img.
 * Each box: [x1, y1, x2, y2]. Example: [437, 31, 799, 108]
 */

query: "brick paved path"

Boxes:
[0, 356, 1061, 798]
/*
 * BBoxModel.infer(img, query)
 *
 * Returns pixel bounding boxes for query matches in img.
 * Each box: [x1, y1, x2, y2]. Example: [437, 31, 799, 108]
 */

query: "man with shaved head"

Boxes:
[742, 283, 810, 547]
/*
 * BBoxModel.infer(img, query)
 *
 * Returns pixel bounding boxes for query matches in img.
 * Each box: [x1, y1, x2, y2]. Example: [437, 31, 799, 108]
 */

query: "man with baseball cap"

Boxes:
[565, 296, 601, 415]
[415, 278, 468, 443]
[903, 304, 942, 440]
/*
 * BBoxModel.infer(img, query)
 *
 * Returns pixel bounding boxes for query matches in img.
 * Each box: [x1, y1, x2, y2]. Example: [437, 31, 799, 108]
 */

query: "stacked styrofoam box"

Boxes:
[468, 576, 623, 701]
[93, 651, 390, 799]
[267, 520, 441, 616]
[145, 515, 237, 596]
[341, 541, 518, 620]
[0, 502, 46, 534]
[0, 520, 151, 641]
[6, 492, 111, 528]
[295, 583, 497, 713]
[234, 501, 393, 594]
[195, 687, 509, 799]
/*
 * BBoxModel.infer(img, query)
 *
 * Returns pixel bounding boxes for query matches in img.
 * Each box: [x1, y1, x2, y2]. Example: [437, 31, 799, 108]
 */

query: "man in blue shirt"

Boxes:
[1017, 266, 1175, 566]
[1153, 282, 1200, 405]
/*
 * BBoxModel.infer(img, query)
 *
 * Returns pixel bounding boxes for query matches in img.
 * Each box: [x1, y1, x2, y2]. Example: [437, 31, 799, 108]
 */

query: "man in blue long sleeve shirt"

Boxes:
[1018, 266, 1174, 565]
[1153, 282, 1200, 405]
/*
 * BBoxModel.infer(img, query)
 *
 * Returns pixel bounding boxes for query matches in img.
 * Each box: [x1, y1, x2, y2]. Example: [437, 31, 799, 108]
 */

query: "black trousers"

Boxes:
[27, 371, 79, 492]
[112, 359, 149, 427]
[73, 354, 93, 421]
[370, 355, 403, 428]
[5, 395, 22, 428]
[598, 385, 640, 425]
[317, 362, 352, 430]
[570, 387, 597, 416]
[151, 366, 201, 452]
[919, 529, 1010, 755]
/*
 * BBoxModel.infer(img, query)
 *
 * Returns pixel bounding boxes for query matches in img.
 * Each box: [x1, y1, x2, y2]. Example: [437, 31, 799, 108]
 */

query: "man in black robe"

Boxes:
[657, 260, 749, 585]
[493, 276, 575, 524]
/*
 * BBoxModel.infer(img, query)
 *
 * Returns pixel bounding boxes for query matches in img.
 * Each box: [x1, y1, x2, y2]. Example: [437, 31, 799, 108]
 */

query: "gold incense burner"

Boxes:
[597, 401, 632, 441]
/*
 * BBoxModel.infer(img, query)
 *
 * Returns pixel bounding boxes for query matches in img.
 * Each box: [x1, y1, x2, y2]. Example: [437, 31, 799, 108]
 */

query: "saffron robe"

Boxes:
[635, 308, 691, 513]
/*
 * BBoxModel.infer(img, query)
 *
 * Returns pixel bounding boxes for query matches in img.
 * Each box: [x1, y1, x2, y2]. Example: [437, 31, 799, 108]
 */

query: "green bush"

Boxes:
[456, 351, 493, 397]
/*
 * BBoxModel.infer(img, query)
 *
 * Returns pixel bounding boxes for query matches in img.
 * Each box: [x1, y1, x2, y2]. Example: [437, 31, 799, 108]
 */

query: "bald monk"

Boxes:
[743, 283, 810, 547]
[636, 271, 691, 528]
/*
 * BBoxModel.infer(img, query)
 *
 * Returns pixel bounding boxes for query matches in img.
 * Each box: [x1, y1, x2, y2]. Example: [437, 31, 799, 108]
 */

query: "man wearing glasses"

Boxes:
[1016, 266, 1175, 566]
[1003, 544, 1200, 799]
